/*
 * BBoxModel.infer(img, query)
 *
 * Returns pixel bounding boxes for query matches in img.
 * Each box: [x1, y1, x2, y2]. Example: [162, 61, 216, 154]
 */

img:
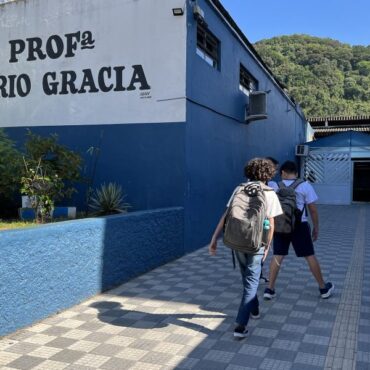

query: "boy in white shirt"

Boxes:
[264, 160, 334, 300]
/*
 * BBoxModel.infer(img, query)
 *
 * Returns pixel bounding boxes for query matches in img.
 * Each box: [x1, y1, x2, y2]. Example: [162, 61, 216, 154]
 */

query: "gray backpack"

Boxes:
[223, 182, 270, 253]
[274, 179, 304, 234]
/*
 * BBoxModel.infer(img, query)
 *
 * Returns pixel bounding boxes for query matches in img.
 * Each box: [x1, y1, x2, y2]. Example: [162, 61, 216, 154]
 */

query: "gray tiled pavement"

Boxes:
[1, 205, 369, 370]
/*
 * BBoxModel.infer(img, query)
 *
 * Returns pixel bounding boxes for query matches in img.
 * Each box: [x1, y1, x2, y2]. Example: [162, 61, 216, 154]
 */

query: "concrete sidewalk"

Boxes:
[1, 205, 369, 370]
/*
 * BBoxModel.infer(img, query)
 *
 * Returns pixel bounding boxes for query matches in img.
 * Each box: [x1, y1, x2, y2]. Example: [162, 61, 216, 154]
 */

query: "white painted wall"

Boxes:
[0, 0, 186, 127]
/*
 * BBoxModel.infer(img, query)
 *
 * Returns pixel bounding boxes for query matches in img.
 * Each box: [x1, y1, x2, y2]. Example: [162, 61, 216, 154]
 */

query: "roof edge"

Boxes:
[207, 0, 306, 121]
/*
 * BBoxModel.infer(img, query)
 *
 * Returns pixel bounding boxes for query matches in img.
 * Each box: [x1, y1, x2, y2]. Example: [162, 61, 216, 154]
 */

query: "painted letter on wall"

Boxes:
[0, 0, 186, 127]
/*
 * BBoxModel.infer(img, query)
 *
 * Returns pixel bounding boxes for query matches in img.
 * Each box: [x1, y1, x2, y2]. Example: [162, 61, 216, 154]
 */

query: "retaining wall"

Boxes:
[0, 207, 184, 336]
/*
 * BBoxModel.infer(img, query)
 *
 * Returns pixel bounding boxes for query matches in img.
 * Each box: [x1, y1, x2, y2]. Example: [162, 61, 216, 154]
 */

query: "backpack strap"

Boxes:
[278, 181, 286, 189]
[245, 181, 273, 191]
[261, 183, 274, 192]
[289, 179, 308, 217]
[289, 179, 304, 189]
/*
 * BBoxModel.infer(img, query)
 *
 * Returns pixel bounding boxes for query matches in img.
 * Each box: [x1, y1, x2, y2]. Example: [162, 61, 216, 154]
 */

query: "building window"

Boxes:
[196, 23, 220, 69]
[239, 64, 258, 95]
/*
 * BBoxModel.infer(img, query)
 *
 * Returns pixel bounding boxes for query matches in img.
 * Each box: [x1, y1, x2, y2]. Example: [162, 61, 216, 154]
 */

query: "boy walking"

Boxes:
[209, 158, 282, 338]
[264, 160, 334, 300]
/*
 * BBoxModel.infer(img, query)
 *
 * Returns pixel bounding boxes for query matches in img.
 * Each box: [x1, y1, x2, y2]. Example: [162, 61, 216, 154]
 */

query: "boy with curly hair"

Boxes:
[209, 158, 282, 338]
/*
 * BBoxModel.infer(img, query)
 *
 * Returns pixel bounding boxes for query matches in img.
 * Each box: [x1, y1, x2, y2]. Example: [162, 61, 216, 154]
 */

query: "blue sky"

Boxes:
[220, 0, 370, 46]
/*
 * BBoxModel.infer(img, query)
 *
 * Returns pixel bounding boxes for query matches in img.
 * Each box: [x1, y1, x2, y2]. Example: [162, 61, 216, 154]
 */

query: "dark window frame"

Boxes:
[239, 64, 258, 94]
[196, 23, 220, 69]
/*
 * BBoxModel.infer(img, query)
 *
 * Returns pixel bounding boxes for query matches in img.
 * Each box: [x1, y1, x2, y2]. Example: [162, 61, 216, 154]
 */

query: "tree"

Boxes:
[254, 35, 370, 117]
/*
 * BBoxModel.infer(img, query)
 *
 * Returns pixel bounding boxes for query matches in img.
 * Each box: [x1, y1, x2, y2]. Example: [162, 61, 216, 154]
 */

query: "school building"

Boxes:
[0, 0, 313, 336]
[0, 0, 308, 251]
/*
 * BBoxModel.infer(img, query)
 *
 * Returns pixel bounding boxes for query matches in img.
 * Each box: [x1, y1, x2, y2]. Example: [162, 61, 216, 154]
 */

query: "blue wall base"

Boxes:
[0, 207, 184, 336]
[19, 207, 77, 220]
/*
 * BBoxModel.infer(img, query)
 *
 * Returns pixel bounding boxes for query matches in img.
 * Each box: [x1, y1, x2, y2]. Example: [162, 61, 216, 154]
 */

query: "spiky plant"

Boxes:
[89, 182, 130, 216]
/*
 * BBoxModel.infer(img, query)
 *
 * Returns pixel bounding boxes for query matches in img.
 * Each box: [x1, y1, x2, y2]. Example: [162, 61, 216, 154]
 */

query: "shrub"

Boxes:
[89, 183, 130, 216]
[23, 130, 82, 200]
[0, 129, 22, 198]
[21, 158, 64, 223]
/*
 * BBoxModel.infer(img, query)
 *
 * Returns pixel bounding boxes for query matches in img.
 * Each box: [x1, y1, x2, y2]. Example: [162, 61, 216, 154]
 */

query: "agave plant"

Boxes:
[89, 182, 130, 216]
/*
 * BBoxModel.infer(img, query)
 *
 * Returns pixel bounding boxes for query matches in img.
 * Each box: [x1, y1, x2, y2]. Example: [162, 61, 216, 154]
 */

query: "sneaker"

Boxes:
[320, 282, 334, 299]
[263, 288, 276, 300]
[233, 325, 249, 339]
[250, 308, 260, 319]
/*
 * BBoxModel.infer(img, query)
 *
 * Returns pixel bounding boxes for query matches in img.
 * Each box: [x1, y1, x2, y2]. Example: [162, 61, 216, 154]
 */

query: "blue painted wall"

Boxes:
[0, 207, 184, 336]
[4, 0, 307, 253]
[184, 0, 307, 250]
[8, 123, 185, 212]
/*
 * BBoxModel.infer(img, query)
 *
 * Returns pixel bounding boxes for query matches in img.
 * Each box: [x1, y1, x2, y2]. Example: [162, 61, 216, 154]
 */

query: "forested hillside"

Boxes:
[254, 35, 370, 117]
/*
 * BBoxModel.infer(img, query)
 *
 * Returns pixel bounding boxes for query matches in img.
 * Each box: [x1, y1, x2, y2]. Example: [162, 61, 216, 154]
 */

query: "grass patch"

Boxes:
[0, 220, 37, 231]
[0, 213, 91, 231]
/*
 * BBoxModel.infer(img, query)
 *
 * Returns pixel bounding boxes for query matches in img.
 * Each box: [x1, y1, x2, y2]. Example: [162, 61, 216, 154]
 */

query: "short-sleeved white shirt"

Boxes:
[268, 180, 318, 222]
[226, 183, 283, 218]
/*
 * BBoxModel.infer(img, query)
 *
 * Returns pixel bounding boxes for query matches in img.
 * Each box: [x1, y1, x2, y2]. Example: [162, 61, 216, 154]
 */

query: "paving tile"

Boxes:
[271, 339, 300, 351]
[294, 352, 326, 367]
[50, 349, 86, 363]
[100, 357, 136, 369]
[238, 344, 268, 357]
[47, 338, 78, 349]
[74, 353, 110, 367]
[259, 357, 292, 370]
[6, 355, 44, 369]
[203, 349, 235, 363]
[193, 359, 228, 370]
[1, 205, 369, 370]
[67, 340, 101, 353]
[230, 353, 263, 367]
[265, 348, 297, 362]
[303, 334, 331, 346]
[31, 360, 69, 370]
[140, 350, 174, 364]
[290, 364, 323, 370]
[0, 351, 22, 366]
[357, 351, 370, 363]
[42, 327, 71, 337]
[28, 346, 63, 359]
[5, 342, 40, 354]
[172, 356, 200, 369]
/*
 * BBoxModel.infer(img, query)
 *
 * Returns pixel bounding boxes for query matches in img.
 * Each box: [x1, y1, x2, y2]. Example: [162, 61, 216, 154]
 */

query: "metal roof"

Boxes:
[306, 130, 370, 147]
[309, 115, 370, 123]
[314, 126, 370, 137]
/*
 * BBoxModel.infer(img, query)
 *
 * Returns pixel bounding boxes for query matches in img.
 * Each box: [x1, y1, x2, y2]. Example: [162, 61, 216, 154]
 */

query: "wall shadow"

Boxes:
[91, 301, 225, 336]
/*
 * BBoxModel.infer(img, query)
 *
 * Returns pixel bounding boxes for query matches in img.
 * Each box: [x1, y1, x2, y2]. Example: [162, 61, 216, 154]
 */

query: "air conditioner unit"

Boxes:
[245, 91, 268, 123]
[295, 144, 309, 156]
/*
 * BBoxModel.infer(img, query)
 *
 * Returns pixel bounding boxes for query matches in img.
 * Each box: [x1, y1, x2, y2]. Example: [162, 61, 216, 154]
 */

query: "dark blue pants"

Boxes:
[235, 250, 263, 326]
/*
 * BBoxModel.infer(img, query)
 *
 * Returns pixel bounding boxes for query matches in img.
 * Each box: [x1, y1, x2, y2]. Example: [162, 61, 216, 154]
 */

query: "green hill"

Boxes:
[254, 35, 370, 117]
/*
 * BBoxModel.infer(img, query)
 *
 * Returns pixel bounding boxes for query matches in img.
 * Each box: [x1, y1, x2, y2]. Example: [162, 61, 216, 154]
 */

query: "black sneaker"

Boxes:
[250, 308, 260, 319]
[263, 288, 276, 300]
[320, 282, 334, 299]
[233, 325, 249, 339]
